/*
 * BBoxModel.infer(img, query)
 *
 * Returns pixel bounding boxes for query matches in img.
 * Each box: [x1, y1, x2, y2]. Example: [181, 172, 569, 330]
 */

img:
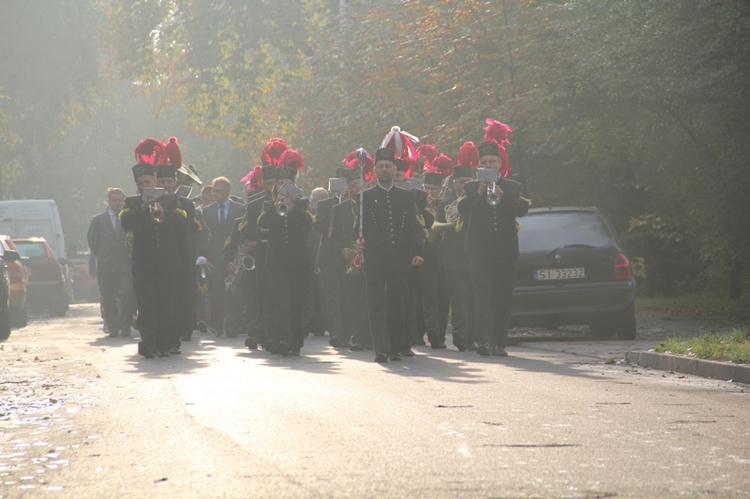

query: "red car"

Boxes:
[13, 237, 71, 316]
[0, 235, 29, 327]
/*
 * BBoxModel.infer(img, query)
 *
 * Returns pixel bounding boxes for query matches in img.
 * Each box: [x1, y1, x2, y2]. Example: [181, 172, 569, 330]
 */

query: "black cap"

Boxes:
[335, 167, 349, 178]
[374, 147, 395, 164]
[423, 172, 443, 187]
[261, 165, 277, 181]
[156, 164, 176, 179]
[478, 141, 500, 158]
[132, 163, 156, 181]
[276, 166, 296, 182]
[345, 167, 361, 182]
[452, 165, 474, 179]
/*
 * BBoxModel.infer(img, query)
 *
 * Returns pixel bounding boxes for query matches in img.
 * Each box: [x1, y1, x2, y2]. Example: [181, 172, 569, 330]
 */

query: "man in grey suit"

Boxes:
[87, 187, 136, 337]
[202, 176, 245, 336]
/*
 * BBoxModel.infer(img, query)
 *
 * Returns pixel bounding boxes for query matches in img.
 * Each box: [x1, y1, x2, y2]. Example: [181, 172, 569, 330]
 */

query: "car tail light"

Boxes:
[7, 265, 22, 284]
[613, 253, 632, 281]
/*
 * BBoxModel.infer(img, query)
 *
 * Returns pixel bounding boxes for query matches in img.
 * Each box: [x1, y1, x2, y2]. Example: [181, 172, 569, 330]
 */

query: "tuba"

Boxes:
[225, 240, 256, 291]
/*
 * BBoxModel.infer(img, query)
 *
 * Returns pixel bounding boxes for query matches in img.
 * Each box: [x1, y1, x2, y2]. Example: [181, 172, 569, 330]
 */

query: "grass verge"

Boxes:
[654, 328, 750, 364]
[637, 293, 750, 318]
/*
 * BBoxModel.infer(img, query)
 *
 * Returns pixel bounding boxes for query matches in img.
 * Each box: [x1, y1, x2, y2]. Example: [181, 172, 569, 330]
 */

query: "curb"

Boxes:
[625, 351, 750, 384]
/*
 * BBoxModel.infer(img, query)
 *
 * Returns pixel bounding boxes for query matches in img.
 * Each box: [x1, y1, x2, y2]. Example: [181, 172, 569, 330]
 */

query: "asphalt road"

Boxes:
[1, 304, 749, 498]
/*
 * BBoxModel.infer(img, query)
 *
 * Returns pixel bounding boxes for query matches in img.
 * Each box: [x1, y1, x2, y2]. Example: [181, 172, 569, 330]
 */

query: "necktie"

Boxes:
[220, 203, 226, 224]
[114, 217, 122, 236]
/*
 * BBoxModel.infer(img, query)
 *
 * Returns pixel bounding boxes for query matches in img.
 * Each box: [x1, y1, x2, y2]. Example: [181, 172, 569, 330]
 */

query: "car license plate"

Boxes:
[535, 268, 585, 280]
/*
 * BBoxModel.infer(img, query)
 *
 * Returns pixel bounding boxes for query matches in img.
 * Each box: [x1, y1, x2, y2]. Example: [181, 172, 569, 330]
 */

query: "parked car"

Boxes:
[12, 237, 71, 316]
[70, 252, 100, 303]
[511, 207, 637, 340]
[1, 249, 23, 340]
[0, 235, 29, 327]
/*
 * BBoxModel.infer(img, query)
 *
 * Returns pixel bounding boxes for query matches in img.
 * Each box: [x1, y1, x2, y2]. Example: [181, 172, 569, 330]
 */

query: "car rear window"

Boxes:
[14, 242, 48, 259]
[518, 212, 614, 251]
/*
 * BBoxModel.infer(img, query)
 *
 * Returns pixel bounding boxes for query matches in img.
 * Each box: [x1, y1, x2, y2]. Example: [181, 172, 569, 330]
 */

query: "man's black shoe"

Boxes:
[468, 342, 478, 351]
[431, 340, 447, 349]
[170, 346, 182, 355]
[157, 348, 170, 358]
[276, 342, 289, 357]
[138, 342, 155, 359]
[477, 344, 491, 357]
[389, 352, 402, 361]
[492, 346, 508, 357]
[120, 327, 132, 337]
[349, 343, 364, 352]
[452, 333, 467, 352]
[329, 336, 342, 348]
[374, 352, 388, 363]
[245, 337, 258, 350]
[196, 321, 208, 333]
[288, 349, 300, 356]
[400, 348, 415, 358]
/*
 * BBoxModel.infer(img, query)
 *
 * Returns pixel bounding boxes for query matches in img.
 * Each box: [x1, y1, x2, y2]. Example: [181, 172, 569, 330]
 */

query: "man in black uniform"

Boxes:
[240, 165, 277, 350]
[258, 165, 312, 356]
[329, 167, 370, 351]
[156, 162, 204, 346]
[121, 163, 189, 358]
[356, 148, 424, 363]
[458, 141, 528, 357]
[313, 167, 350, 348]
[437, 163, 475, 351]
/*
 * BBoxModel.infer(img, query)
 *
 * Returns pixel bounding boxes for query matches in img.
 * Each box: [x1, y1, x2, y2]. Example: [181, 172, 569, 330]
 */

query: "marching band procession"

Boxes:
[88, 120, 530, 363]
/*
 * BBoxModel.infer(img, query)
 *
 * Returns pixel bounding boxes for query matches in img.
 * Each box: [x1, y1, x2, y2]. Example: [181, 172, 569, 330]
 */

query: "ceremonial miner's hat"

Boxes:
[477, 141, 500, 158]
[374, 147, 396, 164]
[423, 172, 443, 187]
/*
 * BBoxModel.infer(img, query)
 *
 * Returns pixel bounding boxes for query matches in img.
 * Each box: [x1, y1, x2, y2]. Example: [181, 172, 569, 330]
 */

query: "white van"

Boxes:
[0, 200, 69, 260]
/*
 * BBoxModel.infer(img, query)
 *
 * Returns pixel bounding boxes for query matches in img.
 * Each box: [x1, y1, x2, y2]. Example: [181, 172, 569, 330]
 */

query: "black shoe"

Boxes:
[108, 331, 119, 338]
[170, 346, 182, 355]
[426, 328, 438, 346]
[452, 333, 467, 352]
[389, 352, 402, 361]
[120, 327, 132, 338]
[138, 342, 155, 359]
[196, 321, 208, 333]
[157, 348, 170, 358]
[349, 343, 364, 352]
[276, 341, 289, 357]
[245, 337, 258, 350]
[329, 336, 342, 348]
[213, 327, 224, 338]
[468, 342, 478, 351]
[288, 349, 300, 356]
[431, 340, 447, 349]
[400, 348, 415, 358]
[374, 352, 389, 363]
[477, 344, 491, 357]
[492, 346, 508, 357]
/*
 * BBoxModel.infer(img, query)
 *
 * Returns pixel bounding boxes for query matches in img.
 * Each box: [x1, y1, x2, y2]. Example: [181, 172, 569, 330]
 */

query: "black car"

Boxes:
[511, 207, 636, 340]
[1, 249, 23, 340]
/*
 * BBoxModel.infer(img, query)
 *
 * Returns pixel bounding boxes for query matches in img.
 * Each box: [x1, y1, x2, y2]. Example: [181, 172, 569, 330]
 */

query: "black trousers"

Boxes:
[133, 272, 178, 350]
[208, 266, 228, 331]
[445, 268, 474, 345]
[470, 258, 516, 348]
[266, 264, 309, 351]
[97, 270, 135, 333]
[176, 265, 197, 338]
[364, 269, 408, 355]
[319, 267, 343, 340]
[340, 271, 369, 346]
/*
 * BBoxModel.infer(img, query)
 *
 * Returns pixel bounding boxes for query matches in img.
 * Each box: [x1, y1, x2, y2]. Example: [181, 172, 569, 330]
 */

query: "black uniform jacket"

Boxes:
[457, 180, 528, 265]
[329, 198, 357, 274]
[120, 200, 189, 275]
[358, 184, 424, 273]
[437, 195, 469, 271]
[258, 198, 313, 267]
[314, 196, 341, 270]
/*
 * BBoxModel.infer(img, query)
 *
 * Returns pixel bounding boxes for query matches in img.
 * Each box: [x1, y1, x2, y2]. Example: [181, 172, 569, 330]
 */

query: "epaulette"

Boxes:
[176, 208, 187, 219]
[119, 208, 130, 219]
[194, 218, 203, 230]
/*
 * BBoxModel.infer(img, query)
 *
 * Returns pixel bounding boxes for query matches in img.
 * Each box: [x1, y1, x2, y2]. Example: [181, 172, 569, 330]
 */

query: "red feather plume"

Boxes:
[457, 141, 479, 167]
[483, 118, 512, 146]
[416, 143, 437, 170]
[165, 136, 182, 167]
[428, 154, 453, 177]
[381, 126, 419, 161]
[278, 148, 305, 172]
[260, 138, 288, 166]
[134, 138, 167, 166]
[343, 149, 375, 182]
